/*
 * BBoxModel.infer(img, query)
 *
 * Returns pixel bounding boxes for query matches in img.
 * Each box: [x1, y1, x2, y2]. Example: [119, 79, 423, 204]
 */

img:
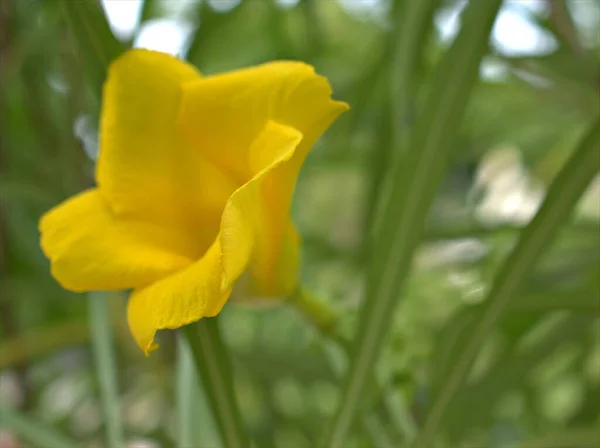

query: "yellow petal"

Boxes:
[127, 122, 303, 354]
[39, 189, 194, 292]
[97, 49, 237, 243]
[127, 238, 231, 355]
[178, 60, 349, 183]
[247, 220, 301, 297]
[220, 121, 303, 296]
[178, 62, 347, 297]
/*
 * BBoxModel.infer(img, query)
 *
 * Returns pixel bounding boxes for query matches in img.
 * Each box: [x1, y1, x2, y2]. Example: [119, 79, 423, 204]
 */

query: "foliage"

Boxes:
[1, 0, 599, 447]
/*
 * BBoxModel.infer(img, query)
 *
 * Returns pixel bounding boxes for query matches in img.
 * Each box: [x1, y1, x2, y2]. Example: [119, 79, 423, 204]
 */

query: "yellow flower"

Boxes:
[39, 49, 348, 355]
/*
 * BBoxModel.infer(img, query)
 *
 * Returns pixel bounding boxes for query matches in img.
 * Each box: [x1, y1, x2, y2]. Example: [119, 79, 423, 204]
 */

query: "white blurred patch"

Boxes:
[492, 3, 558, 56]
[0, 372, 24, 408]
[123, 389, 164, 434]
[417, 239, 489, 269]
[479, 56, 510, 83]
[435, 0, 556, 56]
[134, 19, 194, 57]
[126, 439, 161, 448]
[434, 0, 467, 44]
[338, 0, 391, 25]
[101, 0, 143, 40]
[578, 175, 600, 220]
[39, 374, 90, 421]
[277, 0, 301, 8]
[208, 0, 241, 13]
[475, 146, 545, 225]
[70, 398, 102, 436]
[73, 114, 99, 161]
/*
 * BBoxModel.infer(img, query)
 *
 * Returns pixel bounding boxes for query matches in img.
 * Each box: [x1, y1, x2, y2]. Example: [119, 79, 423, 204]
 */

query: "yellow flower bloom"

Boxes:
[39, 49, 348, 355]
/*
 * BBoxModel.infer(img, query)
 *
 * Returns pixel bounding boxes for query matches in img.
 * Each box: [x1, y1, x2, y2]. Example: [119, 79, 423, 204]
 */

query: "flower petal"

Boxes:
[39, 189, 194, 292]
[97, 49, 237, 239]
[127, 238, 231, 355]
[178, 60, 349, 183]
[220, 121, 303, 296]
[178, 62, 347, 296]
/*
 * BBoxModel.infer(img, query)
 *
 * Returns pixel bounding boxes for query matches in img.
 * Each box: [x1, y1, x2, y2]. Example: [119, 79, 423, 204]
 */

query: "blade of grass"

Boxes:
[509, 288, 600, 314]
[182, 317, 250, 448]
[139, 0, 160, 25]
[176, 335, 220, 447]
[415, 117, 600, 448]
[324, 2, 502, 446]
[0, 401, 79, 448]
[514, 427, 600, 448]
[176, 334, 195, 448]
[88, 292, 124, 448]
[368, 0, 437, 243]
[289, 286, 416, 443]
[389, 0, 436, 152]
[447, 315, 593, 439]
[60, 0, 124, 96]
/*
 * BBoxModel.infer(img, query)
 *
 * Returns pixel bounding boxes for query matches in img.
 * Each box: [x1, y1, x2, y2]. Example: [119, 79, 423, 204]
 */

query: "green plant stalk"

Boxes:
[369, 0, 437, 243]
[0, 401, 79, 448]
[288, 286, 347, 348]
[176, 334, 196, 448]
[446, 315, 593, 438]
[325, 2, 503, 446]
[390, 0, 437, 153]
[414, 118, 600, 448]
[88, 292, 124, 448]
[60, 0, 124, 96]
[289, 286, 417, 442]
[182, 317, 250, 448]
[514, 427, 600, 448]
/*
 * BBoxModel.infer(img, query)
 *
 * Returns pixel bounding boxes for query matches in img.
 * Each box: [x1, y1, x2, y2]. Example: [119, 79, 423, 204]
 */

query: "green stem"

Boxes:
[88, 292, 124, 448]
[288, 287, 348, 348]
[176, 334, 195, 448]
[182, 317, 250, 448]
[325, 1, 503, 445]
[288, 287, 417, 443]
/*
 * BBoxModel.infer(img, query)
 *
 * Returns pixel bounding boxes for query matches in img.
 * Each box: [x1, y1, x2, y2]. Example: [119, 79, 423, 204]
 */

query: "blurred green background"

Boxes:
[1, 0, 599, 447]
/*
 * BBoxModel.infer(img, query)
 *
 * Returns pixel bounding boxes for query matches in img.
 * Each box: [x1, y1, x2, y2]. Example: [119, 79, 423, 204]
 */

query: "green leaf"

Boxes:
[176, 334, 196, 448]
[324, 1, 502, 446]
[288, 287, 415, 444]
[139, 0, 160, 25]
[514, 427, 600, 448]
[88, 292, 124, 448]
[60, 0, 124, 96]
[176, 335, 221, 448]
[415, 118, 600, 447]
[389, 0, 436, 151]
[0, 401, 80, 448]
[182, 317, 250, 448]
[501, 50, 599, 91]
[509, 288, 600, 314]
[363, 0, 437, 255]
[447, 315, 594, 439]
